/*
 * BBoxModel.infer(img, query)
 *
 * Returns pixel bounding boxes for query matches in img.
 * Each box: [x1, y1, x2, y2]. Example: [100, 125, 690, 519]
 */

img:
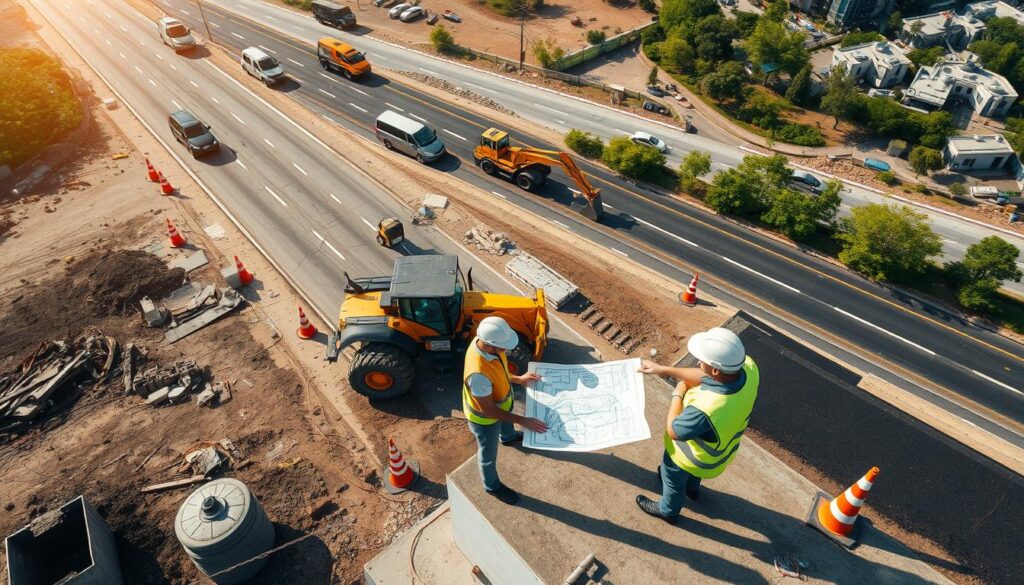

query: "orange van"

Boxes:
[316, 37, 371, 79]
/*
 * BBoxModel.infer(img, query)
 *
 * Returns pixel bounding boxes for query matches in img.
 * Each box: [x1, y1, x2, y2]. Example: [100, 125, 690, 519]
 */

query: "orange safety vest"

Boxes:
[462, 338, 513, 425]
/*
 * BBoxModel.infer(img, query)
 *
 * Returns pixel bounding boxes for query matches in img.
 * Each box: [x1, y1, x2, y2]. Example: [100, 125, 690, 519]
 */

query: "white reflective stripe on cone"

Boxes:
[391, 460, 409, 475]
[844, 488, 866, 507]
[857, 477, 874, 490]
[830, 499, 859, 525]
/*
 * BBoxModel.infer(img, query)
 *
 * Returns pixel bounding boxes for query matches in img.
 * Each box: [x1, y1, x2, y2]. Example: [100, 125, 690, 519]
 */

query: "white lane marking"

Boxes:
[119, 52, 126, 59]
[231, 112, 245, 125]
[211, 96, 220, 104]
[959, 416, 979, 428]
[721, 256, 801, 294]
[319, 72, 333, 80]
[464, 81, 497, 94]
[134, 65, 143, 74]
[833, 307, 936, 356]
[491, 191, 507, 199]
[350, 102, 368, 113]
[119, 25, 127, 32]
[181, 8, 190, 15]
[264, 138, 275, 148]
[265, 15, 276, 21]
[318, 88, 336, 98]
[209, 21, 221, 28]
[322, 114, 336, 123]
[104, 11, 111, 18]
[287, 57, 304, 67]
[384, 102, 404, 111]
[419, 67, 440, 76]
[312, 230, 346, 260]
[264, 185, 288, 207]
[350, 86, 369, 96]
[374, 53, 389, 61]
[330, 193, 342, 204]
[631, 216, 699, 247]
[155, 53, 164, 61]
[613, 128, 630, 134]
[168, 63, 177, 71]
[258, 45, 276, 54]
[148, 78, 156, 86]
[293, 163, 308, 176]
[104, 39, 111, 46]
[534, 103, 569, 117]
[971, 369, 1024, 396]
[611, 248, 629, 258]
[410, 113, 428, 123]
[361, 217, 376, 231]
[557, 119, 566, 125]
[442, 129, 467, 141]
[603, 203, 616, 210]
[552, 219, 570, 229]
[943, 238, 957, 244]
[231, 32, 245, 40]
[190, 80, 199, 88]
[236, 160, 247, 169]
[171, 99, 182, 109]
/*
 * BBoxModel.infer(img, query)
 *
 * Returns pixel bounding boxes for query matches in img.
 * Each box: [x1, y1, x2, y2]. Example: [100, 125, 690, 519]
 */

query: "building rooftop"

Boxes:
[966, 0, 1024, 24]
[902, 10, 978, 38]
[946, 134, 1015, 155]
[906, 56, 1018, 106]
[834, 41, 911, 68]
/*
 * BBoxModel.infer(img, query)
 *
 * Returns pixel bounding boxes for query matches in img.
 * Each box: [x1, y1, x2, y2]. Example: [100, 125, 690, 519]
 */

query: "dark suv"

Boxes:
[168, 110, 219, 158]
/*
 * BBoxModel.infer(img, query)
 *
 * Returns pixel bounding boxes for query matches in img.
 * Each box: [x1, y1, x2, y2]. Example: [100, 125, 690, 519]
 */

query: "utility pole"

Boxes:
[195, 0, 213, 43]
[518, 0, 526, 70]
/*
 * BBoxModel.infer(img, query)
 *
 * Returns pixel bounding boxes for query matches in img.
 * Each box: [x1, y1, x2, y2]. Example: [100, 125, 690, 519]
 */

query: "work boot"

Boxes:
[487, 484, 520, 505]
[500, 431, 524, 446]
[635, 495, 678, 525]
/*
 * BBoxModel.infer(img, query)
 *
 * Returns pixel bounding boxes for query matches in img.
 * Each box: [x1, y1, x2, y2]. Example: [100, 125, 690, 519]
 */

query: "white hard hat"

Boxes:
[476, 316, 519, 350]
[687, 327, 745, 373]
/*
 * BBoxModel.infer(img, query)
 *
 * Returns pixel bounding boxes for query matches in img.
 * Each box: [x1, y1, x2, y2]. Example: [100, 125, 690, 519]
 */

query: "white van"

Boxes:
[241, 47, 285, 85]
[374, 110, 446, 164]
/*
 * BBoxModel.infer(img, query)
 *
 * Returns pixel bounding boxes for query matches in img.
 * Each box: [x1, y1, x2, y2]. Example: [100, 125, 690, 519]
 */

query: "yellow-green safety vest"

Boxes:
[664, 357, 759, 479]
[462, 339, 513, 425]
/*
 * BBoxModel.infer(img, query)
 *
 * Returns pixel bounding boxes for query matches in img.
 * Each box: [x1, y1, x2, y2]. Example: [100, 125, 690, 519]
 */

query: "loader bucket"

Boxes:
[571, 191, 604, 221]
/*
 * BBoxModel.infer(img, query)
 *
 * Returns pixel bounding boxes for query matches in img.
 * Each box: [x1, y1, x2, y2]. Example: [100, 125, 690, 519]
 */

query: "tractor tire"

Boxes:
[505, 336, 531, 377]
[349, 343, 414, 400]
[480, 158, 497, 175]
[515, 170, 539, 191]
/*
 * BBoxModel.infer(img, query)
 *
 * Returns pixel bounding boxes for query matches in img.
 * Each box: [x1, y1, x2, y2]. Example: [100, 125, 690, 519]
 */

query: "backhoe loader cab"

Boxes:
[337, 255, 548, 399]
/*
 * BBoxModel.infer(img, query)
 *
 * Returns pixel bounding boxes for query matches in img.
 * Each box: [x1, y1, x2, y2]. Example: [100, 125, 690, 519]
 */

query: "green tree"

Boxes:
[906, 46, 946, 67]
[764, 0, 788, 22]
[705, 154, 790, 218]
[532, 38, 565, 69]
[908, 20, 924, 39]
[678, 150, 712, 192]
[647, 65, 659, 86]
[1005, 117, 1024, 155]
[745, 18, 809, 79]
[908, 145, 943, 177]
[760, 180, 842, 240]
[430, 25, 457, 54]
[947, 236, 1023, 311]
[587, 29, 607, 45]
[947, 182, 967, 197]
[836, 204, 943, 281]
[733, 10, 760, 39]
[785, 64, 812, 106]
[699, 61, 747, 102]
[820, 64, 859, 129]
[885, 10, 903, 38]
[601, 136, 667, 180]
[564, 129, 604, 159]
[841, 30, 885, 47]
[690, 14, 737, 62]
[659, 0, 721, 31]
[660, 36, 696, 73]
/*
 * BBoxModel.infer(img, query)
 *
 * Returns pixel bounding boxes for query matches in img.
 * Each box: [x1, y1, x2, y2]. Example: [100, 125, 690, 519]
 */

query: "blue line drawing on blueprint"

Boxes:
[524, 358, 650, 452]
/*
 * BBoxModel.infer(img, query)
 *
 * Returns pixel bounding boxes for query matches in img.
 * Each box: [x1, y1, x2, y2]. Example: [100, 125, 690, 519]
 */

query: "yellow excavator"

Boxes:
[473, 128, 604, 220]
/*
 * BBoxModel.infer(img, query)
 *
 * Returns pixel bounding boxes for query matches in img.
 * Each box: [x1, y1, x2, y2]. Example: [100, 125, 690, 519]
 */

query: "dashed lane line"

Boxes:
[350, 103, 368, 113]
[312, 230, 346, 260]
[293, 163, 308, 176]
[833, 307, 936, 356]
[442, 129, 467, 141]
[264, 185, 288, 207]
[721, 256, 801, 294]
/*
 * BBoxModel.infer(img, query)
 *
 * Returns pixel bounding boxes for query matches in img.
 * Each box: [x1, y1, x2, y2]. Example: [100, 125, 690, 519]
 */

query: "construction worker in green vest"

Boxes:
[635, 327, 759, 525]
[463, 316, 548, 506]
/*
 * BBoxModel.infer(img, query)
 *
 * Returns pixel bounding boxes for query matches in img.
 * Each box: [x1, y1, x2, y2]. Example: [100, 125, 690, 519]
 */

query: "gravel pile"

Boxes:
[397, 71, 517, 117]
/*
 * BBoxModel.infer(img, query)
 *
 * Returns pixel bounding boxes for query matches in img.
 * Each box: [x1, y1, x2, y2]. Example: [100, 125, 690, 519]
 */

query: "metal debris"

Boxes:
[133, 360, 199, 396]
[464, 224, 516, 256]
[164, 287, 244, 344]
[773, 556, 807, 579]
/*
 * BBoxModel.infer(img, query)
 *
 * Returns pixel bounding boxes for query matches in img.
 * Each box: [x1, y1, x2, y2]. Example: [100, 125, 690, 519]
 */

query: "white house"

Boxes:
[830, 41, 911, 88]
[901, 10, 986, 49]
[903, 55, 1018, 117]
[943, 134, 1016, 172]
[965, 0, 1024, 25]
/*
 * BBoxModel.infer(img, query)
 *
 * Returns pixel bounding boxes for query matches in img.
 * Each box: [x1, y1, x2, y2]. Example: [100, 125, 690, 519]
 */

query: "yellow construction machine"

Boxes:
[473, 128, 604, 220]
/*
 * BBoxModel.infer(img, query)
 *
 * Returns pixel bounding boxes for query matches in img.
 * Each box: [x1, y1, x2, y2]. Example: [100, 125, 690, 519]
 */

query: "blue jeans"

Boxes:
[468, 419, 517, 492]
[660, 451, 702, 517]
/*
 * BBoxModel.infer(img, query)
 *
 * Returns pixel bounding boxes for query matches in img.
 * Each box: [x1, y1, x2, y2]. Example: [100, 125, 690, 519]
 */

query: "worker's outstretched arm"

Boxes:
[638, 360, 703, 389]
[476, 394, 549, 434]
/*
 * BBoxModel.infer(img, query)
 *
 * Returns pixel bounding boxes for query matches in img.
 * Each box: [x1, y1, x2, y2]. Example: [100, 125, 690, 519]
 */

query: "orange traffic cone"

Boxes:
[166, 218, 187, 248]
[234, 255, 254, 286]
[158, 172, 175, 196]
[383, 438, 419, 494]
[807, 467, 879, 548]
[145, 158, 160, 182]
[296, 306, 317, 339]
[679, 273, 699, 306]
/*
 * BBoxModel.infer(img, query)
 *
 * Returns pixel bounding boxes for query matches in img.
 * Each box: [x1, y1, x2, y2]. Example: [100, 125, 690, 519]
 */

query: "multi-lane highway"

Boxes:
[35, 0, 1024, 449]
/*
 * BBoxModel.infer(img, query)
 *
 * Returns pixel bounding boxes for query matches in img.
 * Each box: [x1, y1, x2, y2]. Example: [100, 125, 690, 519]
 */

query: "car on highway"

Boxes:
[241, 47, 285, 86]
[790, 169, 824, 194]
[389, 3, 411, 18]
[629, 131, 670, 153]
[375, 110, 446, 163]
[168, 110, 219, 159]
[312, 0, 357, 29]
[317, 37, 371, 79]
[157, 17, 195, 54]
[399, 6, 425, 21]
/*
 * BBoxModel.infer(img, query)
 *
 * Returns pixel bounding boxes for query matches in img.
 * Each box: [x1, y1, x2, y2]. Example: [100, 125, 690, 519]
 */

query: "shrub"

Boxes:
[283, 0, 313, 9]
[639, 0, 657, 13]
[0, 48, 83, 168]
[774, 123, 826, 146]
[564, 129, 604, 159]
[430, 25, 457, 54]
[678, 150, 712, 193]
[533, 38, 565, 69]
[737, 93, 786, 128]
[487, 0, 543, 17]
[948, 182, 968, 197]
[877, 171, 898, 185]
[587, 30, 607, 45]
[640, 22, 666, 45]
[601, 136, 667, 181]
[909, 145, 943, 177]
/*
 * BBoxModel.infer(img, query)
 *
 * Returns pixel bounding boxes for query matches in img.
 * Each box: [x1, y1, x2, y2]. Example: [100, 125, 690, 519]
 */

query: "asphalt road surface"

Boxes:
[36, 0, 1024, 450]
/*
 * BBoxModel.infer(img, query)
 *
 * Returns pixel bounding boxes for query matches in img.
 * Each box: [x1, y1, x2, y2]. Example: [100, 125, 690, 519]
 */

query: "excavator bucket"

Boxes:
[570, 191, 604, 221]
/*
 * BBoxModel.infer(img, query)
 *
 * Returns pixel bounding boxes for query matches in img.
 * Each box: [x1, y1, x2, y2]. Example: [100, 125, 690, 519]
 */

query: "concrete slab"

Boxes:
[364, 503, 478, 585]
[444, 329, 953, 584]
[505, 253, 579, 309]
[169, 249, 209, 273]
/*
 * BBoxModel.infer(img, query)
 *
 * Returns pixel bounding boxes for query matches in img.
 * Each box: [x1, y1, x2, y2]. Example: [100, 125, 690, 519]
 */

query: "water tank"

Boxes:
[175, 478, 276, 585]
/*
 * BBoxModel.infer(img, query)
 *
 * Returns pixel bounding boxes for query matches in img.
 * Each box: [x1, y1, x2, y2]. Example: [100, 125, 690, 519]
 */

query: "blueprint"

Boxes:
[524, 358, 650, 452]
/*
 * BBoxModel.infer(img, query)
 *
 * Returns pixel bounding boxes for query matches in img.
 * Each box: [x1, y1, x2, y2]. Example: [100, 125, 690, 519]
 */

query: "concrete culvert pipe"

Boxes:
[175, 478, 276, 584]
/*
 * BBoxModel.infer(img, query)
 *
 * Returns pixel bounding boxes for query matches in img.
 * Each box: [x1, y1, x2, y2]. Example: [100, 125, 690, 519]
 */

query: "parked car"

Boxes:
[241, 47, 285, 86]
[168, 110, 218, 158]
[646, 85, 666, 97]
[790, 169, 823, 194]
[867, 88, 895, 98]
[389, 3, 411, 18]
[630, 131, 670, 153]
[642, 100, 670, 116]
[372, 0, 397, 6]
[312, 0, 357, 29]
[157, 17, 195, 53]
[399, 6, 425, 22]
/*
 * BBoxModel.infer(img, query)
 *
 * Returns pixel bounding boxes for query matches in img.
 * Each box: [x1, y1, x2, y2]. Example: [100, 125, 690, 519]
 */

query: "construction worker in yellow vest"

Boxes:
[635, 327, 758, 525]
[463, 316, 548, 505]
